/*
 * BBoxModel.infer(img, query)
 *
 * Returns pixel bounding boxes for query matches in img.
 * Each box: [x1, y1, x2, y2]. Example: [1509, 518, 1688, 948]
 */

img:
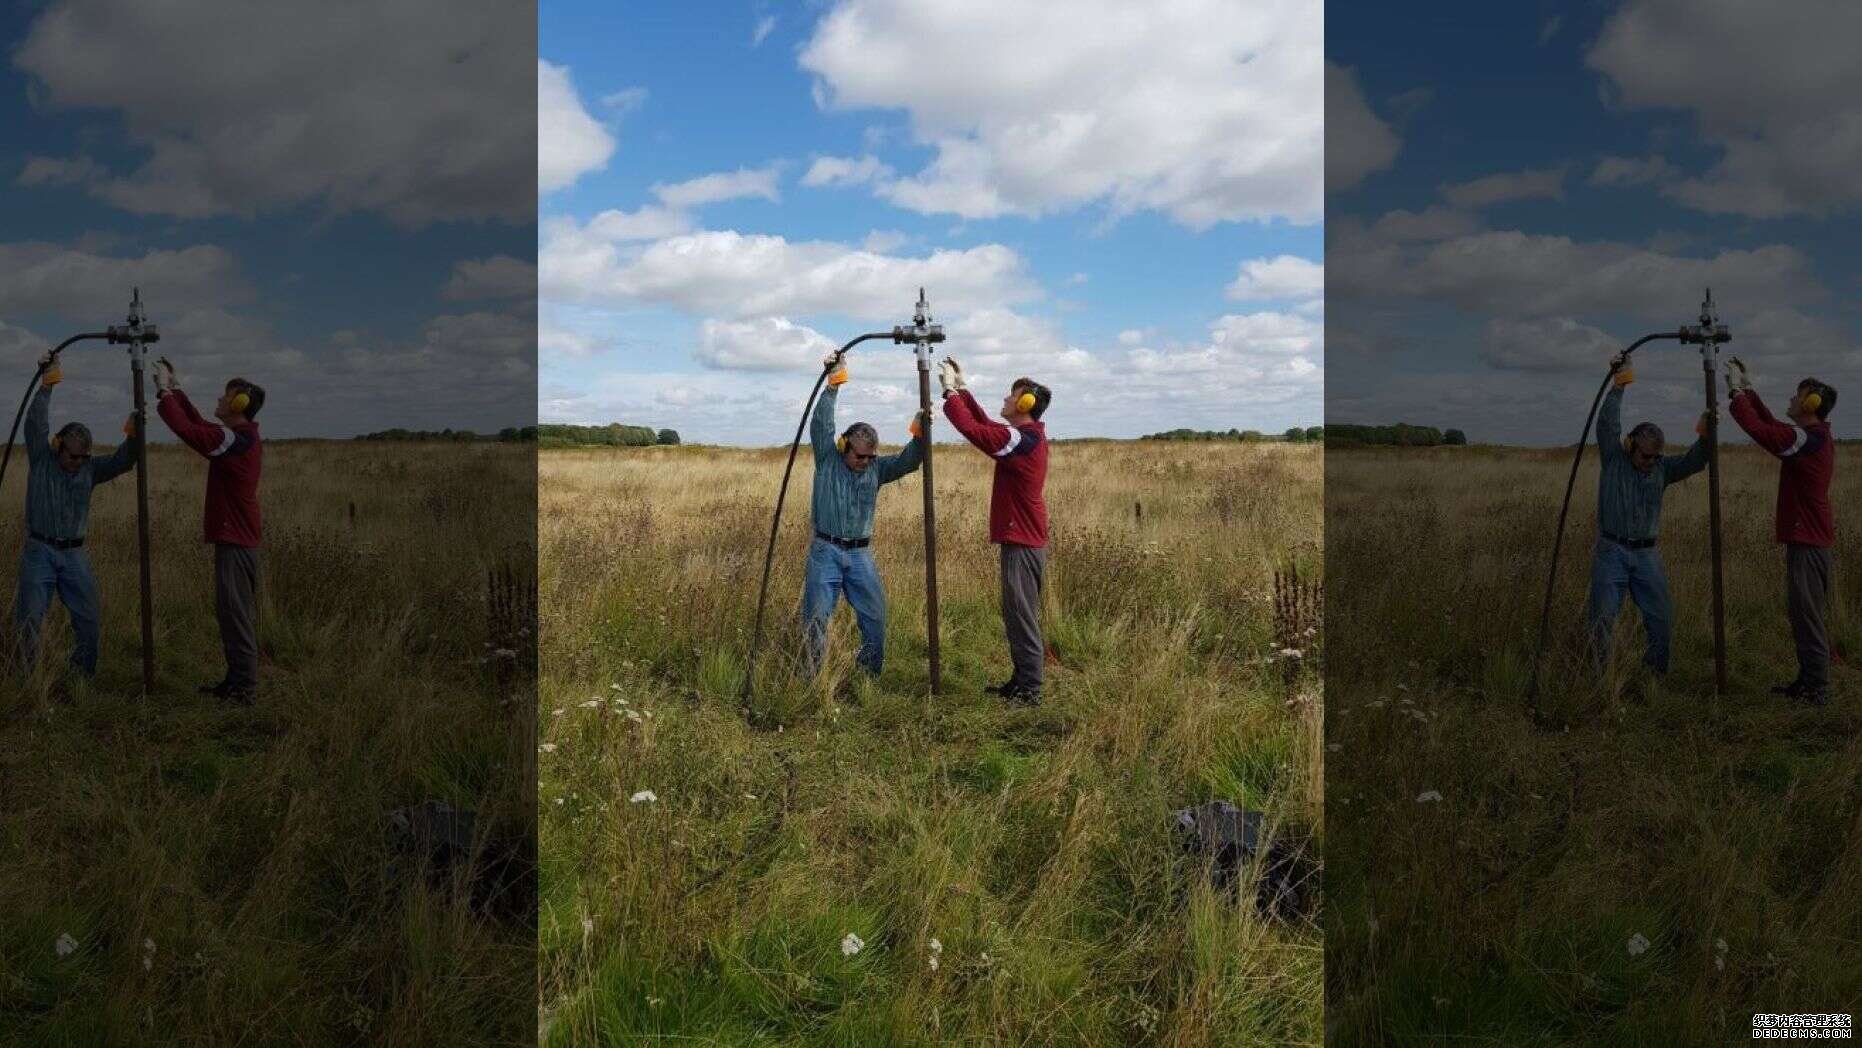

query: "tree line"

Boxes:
[535, 423, 680, 448]
[354, 427, 539, 442]
[1325, 424, 1467, 446]
[1142, 427, 1326, 443]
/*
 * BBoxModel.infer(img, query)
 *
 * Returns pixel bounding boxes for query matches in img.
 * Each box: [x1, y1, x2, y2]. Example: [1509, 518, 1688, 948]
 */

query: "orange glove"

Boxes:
[1696, 411, 1714, 438]
[1613, 366, 1634, 388]
[823, 353, 848, 387]
[909, 411, 927, 439]
[38, 353, 61, 388]
[123, 414, 136, 438]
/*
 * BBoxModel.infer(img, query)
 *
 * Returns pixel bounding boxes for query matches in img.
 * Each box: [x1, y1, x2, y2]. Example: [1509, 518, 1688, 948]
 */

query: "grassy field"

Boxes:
[0, 440, 536, 1045]
[1326, 444, 1862, 1045]
[538, 438, 1324, 1045]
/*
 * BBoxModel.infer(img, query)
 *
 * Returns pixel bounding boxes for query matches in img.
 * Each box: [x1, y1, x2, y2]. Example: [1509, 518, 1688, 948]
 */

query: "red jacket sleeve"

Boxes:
[1728, 391, 1800, 456]
[158, 390, 232, 457]
[942, 389, 1013, 455]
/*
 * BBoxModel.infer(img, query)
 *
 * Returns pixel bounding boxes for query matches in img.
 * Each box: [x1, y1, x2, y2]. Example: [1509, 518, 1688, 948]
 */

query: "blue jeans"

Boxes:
[1585, 538, 1673, 674]
[800, 538, 886, 676]
[13, 539, 102, 677]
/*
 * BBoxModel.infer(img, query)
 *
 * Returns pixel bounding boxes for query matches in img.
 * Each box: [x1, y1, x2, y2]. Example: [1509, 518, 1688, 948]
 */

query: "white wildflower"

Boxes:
[581, 917, 593, 935]
[840, 933, 864, 957]
[580, 699, 601, 709]
[551, 709, 564, 717]
[1416, 790, 1443, 803]
[55, 933, 78, 957]
[1715, 938, 1728, 971]
[630, 790, 657, 804]
[538, 743, 557, 754]
[1627, 933, 1650, 956]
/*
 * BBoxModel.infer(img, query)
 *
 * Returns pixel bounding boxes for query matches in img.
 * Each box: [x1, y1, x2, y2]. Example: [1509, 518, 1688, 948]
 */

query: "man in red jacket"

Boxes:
[152, 358, 265, 704]
[938, 358, 1051, 705]
[1726, 358, 1837, 706]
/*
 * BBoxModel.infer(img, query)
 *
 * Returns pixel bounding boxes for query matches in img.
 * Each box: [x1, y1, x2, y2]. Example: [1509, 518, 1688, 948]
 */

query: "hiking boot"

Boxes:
[1797, 687, 1830, 708]
[983, 678, 1015, 697]
[222, 685, 258, 707]
[199, 679, 230, 697]
[1770, 680, 1805, 698]
[1002, 684, 1041, 708]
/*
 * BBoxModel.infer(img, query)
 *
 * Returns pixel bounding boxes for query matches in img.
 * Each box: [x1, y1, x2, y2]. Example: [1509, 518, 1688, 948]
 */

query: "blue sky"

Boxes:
[2, 1, 535, 438]
[1327, 1, 1862, 445]
[540, 0, 1323, 445]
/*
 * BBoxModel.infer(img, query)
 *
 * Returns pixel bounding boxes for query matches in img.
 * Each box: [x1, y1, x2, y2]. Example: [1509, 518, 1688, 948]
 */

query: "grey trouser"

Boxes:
[1786, 543, 1833, 690]
[215, 543, 260, 689]
[1000, 543, 1047, 693]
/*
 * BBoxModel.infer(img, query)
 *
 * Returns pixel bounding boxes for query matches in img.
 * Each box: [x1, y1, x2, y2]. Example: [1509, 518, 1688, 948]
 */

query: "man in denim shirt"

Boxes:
[13, 352, 139, 679]
[801, 354, 927, 677]
[1587, 355, 1710, 675]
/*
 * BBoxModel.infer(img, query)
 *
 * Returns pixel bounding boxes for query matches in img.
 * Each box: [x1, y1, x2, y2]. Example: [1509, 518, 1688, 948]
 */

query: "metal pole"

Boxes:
[912, 289, 942, 694]
[126, 291, 157, 696]
[1696, 291, 1729, 695]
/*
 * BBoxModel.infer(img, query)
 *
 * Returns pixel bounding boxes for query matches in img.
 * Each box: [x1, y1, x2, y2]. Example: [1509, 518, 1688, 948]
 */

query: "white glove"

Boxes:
[937, 357, 965, 396]
[1725, 356, 1752, 394]
[152, 356, 178, 394]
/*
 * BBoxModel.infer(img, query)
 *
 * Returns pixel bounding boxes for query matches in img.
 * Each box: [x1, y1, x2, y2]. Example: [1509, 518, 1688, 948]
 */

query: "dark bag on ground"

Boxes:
[386, 800, 534, 923]
[1172, 800, 1317, 920]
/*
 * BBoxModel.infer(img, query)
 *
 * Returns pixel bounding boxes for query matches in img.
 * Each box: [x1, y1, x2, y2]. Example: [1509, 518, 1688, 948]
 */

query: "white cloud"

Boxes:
[695, 316, 838, 371]
[651, 166, 781, 209]
[15, 156, 100, 187]
[1440, 167, 1567, 209]
[1589, 154, 1676, 188]
[14, 0, 533, 225]
[601, 87, 648, 113]
[861, 230, 907, 253]
[540, 226, 1038, 322]
[443, 255, 537, 300]
[539, 320, 604, 360]
[1480, 315, 1622, 372]
[540, 60, 616, 194]
[1326, 63, 1401, 192]
[1117, 329, 1145, 346]
[798, 0, 1322, 227]
[1366, 206, 1481, 243]
[1586, 1, 1862, 217]
[752, 15, 776, 47]
[1226, 255, 1323, 302]
[1327, 223, 1822, 321]
[801, 155, 893, 188]
[0, 242, 249, 319]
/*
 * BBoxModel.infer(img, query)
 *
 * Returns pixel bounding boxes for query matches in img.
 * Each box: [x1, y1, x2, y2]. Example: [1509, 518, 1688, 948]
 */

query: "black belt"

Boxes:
[815, 531, 870, 549]
[29, 531, 84, 550]
[1602, 531, 1656, 550]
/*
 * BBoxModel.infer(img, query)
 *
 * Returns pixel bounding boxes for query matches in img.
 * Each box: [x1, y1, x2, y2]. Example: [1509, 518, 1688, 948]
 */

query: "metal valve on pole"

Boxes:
[106, 288, 160, 697]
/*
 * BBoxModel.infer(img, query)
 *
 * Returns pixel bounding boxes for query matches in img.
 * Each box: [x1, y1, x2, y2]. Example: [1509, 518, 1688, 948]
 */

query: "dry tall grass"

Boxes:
[539, 438, 1323, 1045]
[1, 440, 535, 1045]
[1327, 444, 1862, 1045]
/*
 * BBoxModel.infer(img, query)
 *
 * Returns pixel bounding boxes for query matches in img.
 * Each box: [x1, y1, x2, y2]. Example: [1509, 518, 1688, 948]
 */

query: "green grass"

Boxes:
[539, 440, 1324, 1045]
[0, 441, 535, 1045]
[1326, 444, 1862, 1045]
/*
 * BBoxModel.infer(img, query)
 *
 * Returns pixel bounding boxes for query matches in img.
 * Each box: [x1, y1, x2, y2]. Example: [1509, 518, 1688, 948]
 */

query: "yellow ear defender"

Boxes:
[836, 435, 847, 453]
[1804, 392, 1823, 412]
[230, 390, 251, 414]
[1016, 391, 1036, 413]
